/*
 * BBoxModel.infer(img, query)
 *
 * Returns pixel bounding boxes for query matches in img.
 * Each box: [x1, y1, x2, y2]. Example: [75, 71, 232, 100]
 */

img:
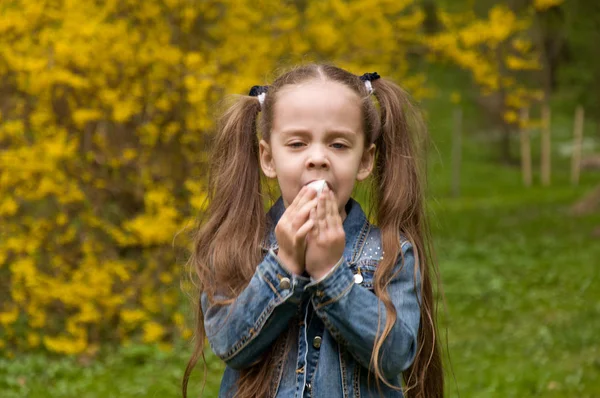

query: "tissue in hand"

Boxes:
[307, 180, 327, 196]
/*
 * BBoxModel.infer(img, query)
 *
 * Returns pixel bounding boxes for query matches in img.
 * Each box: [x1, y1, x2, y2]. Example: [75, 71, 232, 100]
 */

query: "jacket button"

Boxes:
[279, 277, 291, 290]
[312, 335, 322, 349]
[353, 273, 363, 284]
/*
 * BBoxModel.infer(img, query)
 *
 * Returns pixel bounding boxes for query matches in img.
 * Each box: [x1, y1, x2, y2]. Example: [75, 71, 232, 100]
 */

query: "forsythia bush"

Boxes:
[0, 0, 427, 356]
[427, 3, 554, 126]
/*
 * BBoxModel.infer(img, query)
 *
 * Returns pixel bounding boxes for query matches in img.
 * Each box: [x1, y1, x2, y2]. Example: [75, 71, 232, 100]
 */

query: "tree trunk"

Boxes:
[422, 0, 441, 34]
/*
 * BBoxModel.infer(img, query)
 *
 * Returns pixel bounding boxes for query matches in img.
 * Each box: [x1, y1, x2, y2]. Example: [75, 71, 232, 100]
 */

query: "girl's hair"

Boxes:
[183, 64, 443, 398]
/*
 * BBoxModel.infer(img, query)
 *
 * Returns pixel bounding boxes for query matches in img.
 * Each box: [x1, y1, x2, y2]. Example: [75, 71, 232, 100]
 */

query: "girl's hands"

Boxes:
[275, 186, 318, 275]
[305, 185, 346, 280]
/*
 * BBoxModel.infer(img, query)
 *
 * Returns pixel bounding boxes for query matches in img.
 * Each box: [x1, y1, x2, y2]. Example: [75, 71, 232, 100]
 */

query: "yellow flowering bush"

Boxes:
[0, 0, 427, 356]
[427, 4, 550, 126]
[533, 0, 564, 12]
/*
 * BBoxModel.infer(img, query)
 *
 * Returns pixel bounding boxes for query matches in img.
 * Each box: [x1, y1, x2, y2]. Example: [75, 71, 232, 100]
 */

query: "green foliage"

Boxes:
[557, 1, 600, 120]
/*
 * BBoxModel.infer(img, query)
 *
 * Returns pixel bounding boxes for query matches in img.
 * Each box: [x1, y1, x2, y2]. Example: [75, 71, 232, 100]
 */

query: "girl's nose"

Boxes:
[306, 149, 330, 170]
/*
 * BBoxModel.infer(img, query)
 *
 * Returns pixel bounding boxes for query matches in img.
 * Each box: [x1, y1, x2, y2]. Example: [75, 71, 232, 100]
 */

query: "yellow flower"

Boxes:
[72, 109, 103, 127]
[43, 332, 87, 355]
[121, 309, 147, 325]
[0, 197, 18, 216]
[0, 307, 19, 325]
[159, 272, 173, 284]
[533, 0, 563, 11]
[173, 312, 185, 327]
[503, 110, 518, 124]
[143, 322, 166, 343]
[27, 333, 41, 348]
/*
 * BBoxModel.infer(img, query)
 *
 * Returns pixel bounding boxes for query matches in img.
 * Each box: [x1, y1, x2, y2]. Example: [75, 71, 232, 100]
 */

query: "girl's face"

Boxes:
[259, 80, 375, 220]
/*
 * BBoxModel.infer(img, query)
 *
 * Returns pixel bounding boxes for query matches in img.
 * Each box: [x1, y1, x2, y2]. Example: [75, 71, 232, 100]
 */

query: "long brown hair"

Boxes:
[183, 64, 443, 398]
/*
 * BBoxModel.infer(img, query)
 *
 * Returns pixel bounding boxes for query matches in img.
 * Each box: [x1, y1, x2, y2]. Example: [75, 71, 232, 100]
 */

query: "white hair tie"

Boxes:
[359, 72, 381, 95]
[257, 93, 266, 108]
[248, 85, 270, 110]
[364, 80, 373, 95]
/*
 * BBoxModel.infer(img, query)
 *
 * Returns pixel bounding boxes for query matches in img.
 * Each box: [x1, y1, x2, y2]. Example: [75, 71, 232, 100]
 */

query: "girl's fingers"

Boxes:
[316, 190, 327, 222]
[297, 198, 318, 218]
[296, 188, 317, 217]
[285, 187, 314, 223]
[292, 198, 318, 229]
[291, 186, 312, 210]
[328, 190, 342, 228]
[326, 189, 334, 216]
[286, 186, 304, 212]
[290, 186, 315, 211]
[321, 189, 334, 229]
[307, 207, 318, 238]
[309, 207, 317, 222]
[315, 186, 334, 236]
[296, 218, 315, 241]
[317, 217, 328, 239]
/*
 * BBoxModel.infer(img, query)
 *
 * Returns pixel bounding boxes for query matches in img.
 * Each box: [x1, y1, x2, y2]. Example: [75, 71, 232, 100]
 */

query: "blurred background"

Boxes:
[1, 0, 599, 397]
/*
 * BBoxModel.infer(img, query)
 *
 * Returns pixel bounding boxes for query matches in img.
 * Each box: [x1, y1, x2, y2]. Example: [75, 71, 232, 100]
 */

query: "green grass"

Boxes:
[424, 78, 600, 396]
[0, 344, 224, 397]
[2, 71, 600, 396]
[436, 190, 600, 397]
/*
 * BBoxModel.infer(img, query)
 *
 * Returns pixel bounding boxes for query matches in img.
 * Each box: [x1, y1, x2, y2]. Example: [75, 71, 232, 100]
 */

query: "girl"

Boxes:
[183, 64, 443, 397]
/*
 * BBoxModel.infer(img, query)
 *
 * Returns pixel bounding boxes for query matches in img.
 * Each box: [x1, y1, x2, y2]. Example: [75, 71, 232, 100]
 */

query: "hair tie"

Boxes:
[249, 85, 269, 109]
[359, 72, 381, 95]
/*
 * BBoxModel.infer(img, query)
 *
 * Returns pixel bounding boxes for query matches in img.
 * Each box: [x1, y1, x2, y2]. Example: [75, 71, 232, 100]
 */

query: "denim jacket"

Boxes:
[201, 197, 421, 397]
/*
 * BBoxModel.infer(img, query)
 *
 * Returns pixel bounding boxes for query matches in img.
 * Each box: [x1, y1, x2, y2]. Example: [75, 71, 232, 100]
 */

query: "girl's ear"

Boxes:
[356, 143, 375, 181]
[259, 139, 277, 178]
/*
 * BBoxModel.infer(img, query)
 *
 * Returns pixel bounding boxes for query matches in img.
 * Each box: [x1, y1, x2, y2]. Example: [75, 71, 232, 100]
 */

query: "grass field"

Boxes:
[426, 89, 600, 397]
[2, 84, 599, 397]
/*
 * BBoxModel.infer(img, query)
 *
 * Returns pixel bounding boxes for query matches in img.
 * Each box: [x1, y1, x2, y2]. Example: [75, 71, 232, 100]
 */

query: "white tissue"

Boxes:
[307, 180, 327, 196]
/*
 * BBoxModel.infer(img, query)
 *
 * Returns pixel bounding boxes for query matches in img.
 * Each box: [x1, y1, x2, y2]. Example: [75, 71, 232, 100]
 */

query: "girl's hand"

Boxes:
[275, 186, 318, 275]
[305, 185, 345, 280]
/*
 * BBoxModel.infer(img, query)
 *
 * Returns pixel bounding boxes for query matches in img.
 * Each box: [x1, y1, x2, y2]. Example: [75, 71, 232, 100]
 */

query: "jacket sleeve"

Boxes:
[201, 249, 310, 370]
[305, 241, 421, 380]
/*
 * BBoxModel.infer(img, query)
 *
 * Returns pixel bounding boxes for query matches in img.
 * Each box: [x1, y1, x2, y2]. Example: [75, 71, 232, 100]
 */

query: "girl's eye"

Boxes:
[332, 143, 347, 149]
[288, 142, 304, 148]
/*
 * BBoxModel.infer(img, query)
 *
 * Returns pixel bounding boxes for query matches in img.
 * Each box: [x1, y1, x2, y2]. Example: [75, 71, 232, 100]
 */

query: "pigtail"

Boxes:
[370, 78, 444, 398]
[183, 95, 267, 398]
[203, 95, 266, 297]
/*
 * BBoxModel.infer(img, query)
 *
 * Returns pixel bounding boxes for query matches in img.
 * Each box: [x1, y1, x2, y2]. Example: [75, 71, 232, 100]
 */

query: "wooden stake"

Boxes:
[452, 107, 462, 197]
[540, 104, 551, 186]
[520, 108, 532, 187]
[571, 106, 585, 185]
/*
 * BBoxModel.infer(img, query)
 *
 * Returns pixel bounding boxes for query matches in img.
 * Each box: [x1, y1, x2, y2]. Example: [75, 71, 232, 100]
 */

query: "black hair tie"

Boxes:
[359, 72, 380, 94]
[249, 85, 269, 96]
[359, 72, 381, 82]
[249, 85, 269, 109]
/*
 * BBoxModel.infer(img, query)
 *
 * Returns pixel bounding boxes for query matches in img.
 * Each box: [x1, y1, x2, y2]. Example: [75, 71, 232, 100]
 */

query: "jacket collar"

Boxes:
[261, 196, 371, 264]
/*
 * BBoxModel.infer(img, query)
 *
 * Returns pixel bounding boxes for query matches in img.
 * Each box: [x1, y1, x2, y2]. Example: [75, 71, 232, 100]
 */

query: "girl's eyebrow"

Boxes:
[279, 128, 358, 139]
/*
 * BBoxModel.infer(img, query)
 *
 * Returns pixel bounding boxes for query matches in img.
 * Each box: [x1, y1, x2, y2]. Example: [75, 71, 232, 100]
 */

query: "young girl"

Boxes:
[183, 64, 443, 397]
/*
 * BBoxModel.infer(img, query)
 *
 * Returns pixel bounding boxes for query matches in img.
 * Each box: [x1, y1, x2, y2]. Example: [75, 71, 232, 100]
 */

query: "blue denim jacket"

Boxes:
[201, 197, 421, 397]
